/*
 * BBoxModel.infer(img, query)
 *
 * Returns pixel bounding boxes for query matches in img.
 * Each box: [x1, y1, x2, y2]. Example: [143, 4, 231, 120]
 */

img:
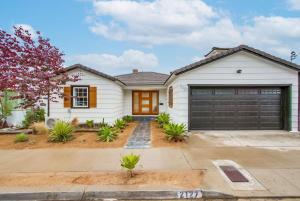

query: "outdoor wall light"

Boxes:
[236, 69, 242, 74]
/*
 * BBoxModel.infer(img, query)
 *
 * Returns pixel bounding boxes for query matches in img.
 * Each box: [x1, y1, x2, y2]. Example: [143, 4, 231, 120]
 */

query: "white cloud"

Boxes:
[287, 0, 300, 10]
[14, 24, 37, 39]
[65, 49, 159, 75]
[88, 0, 300, 59]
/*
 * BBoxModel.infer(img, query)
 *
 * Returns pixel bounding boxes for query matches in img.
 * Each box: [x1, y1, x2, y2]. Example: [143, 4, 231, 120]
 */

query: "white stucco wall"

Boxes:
[49, 69, 124, 125]
[166, 51, 299, 131]
[123, 88, 167, 116]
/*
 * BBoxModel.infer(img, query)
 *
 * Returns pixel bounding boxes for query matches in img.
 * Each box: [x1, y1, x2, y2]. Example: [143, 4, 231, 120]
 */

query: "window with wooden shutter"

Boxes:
[89, 87, 97, 108]
[63, 87, 71, 108]
[168, 86, 173, 108]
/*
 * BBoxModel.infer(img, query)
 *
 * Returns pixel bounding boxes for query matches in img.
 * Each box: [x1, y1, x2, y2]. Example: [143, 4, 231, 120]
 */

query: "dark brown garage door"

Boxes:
[189, 87, 284, 130]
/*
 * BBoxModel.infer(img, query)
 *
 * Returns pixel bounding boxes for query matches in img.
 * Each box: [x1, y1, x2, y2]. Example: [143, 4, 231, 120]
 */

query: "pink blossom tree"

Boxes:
[0, 26, 78, 108]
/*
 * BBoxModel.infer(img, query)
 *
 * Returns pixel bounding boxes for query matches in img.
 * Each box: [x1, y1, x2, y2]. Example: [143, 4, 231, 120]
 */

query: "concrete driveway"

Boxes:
[192, 130, 300, 150]
[184, 130, 300, 197]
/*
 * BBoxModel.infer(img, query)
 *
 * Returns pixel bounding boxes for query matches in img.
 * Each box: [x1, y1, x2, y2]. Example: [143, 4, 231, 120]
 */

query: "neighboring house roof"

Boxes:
[204, 47, 231, 57]
[116, 72, 169, 86]
[171, 45, 300, 77]
[65, 64, 126, 85]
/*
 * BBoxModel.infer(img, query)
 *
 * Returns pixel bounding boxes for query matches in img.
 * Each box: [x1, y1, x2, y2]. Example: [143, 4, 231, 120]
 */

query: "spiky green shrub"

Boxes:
[15, 133, 29, 143]
[120, 153, 140, 177]
[48, 120, 74, 143]
[163, 123, 186, 142]
[85, 120, 94, 128]
[97, 126, 118, 142]
[0, 90, 14, 128]
[123, 115, 134, 123]
[156, 113, 170, 127]
[114, 119, 126, 130]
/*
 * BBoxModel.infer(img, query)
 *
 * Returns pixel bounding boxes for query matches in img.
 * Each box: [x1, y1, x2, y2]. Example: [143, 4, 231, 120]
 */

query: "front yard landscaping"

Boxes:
[151, 120, 187, 147]
[0, 170, 204, 189]
[0, 121, 138, 149]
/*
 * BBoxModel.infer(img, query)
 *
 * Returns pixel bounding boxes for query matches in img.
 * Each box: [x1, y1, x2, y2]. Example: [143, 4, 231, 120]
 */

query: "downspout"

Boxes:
[298, 72, 300, 131]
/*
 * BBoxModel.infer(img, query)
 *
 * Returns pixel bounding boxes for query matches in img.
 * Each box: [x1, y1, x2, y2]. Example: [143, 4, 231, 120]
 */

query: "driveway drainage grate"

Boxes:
[219, 165, 249, 182]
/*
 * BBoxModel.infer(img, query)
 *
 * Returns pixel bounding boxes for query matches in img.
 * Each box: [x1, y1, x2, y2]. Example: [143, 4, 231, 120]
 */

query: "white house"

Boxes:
[48, 45, 300, 131]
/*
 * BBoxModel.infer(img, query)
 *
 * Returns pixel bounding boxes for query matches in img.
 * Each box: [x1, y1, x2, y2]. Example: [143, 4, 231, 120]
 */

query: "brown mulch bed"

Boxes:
[0, 170, 203, 189]
[151, 121, 187, 147]
[0, 122, 138, 149]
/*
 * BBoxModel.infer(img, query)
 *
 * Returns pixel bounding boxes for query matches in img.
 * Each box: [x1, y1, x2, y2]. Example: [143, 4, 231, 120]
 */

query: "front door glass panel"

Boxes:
[132, 91, 159, 115]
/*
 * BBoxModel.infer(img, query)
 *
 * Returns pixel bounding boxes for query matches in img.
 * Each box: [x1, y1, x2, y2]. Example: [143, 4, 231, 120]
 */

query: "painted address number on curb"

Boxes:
[177, 190, 202, 199]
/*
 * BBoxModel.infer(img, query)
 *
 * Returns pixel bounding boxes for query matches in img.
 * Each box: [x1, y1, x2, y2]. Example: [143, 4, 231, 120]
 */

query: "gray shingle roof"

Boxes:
[116, 72, 169, 86]
[65, 64, 126, 85]
[172, 45, 300, 76]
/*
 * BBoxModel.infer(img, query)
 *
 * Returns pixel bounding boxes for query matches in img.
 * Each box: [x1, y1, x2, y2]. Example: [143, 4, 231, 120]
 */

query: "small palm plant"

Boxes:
[121, 153, 140, 177]
[163, 123, 186, 142]
[15, 133, 29, 143]
[86, 120, 94, 128]
[48, 120, 74, 143]
[122, 115, 134, 123]
[97, 126, 118, 142]
[114, 119, 126, 130]
[156, 113, 170, 127]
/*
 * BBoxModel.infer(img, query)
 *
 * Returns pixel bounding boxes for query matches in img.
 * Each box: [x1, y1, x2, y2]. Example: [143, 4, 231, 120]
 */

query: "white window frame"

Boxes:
[72, 86, 89, 108]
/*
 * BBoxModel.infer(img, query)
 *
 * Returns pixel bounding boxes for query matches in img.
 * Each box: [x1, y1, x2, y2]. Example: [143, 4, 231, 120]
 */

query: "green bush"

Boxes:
[48, 120, 74, 143]
[86, 120, 94, 128]
[163, 123, 186, 142]
[121, 153, 140, 177]
[156, 113, 170, 127]
[0, 90, 14, 128]
[114, 119, 126, 130]
[15, 133, 29, 143]
[97, 126, 118, 142]
[123, 115, 134, 123]
[22, 108, 45, 128]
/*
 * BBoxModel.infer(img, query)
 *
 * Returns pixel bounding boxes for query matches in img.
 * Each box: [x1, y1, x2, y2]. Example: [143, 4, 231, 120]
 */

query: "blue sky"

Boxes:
[1, 0, 300, 75]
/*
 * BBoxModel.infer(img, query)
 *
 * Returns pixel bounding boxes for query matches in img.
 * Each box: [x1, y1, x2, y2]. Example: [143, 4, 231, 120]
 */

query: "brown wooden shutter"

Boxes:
[89, 87, 97, 108]
[168, 86, 173, 108]
[63, 87, 71, 108]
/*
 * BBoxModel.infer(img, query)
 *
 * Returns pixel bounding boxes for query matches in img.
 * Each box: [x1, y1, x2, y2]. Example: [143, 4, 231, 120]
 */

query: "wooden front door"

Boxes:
[132, 91, 159, 115]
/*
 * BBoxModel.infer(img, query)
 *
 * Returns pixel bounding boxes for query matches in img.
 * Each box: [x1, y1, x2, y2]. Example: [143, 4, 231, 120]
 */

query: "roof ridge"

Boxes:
[65, 64, 126, 85]
[171, 44, 300, 76]
[115, 71, 169, 77]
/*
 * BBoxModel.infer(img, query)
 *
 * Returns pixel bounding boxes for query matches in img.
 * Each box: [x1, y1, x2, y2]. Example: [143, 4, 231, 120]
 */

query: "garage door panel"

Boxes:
[237, 111, 259, 116]
[190, 87, 283, 130]
[191, 112, 213, 117]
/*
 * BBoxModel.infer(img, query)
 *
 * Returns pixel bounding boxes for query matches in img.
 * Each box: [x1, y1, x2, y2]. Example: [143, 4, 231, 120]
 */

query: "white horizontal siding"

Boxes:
[49, 69, 123, 125]
[167, 52, 299, 131]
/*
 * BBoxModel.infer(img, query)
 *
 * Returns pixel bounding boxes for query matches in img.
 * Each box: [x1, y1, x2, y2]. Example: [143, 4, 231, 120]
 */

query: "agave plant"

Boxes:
[156, 113, 170, 127]
[97, 126, 118, 142]
[120, 153, 140, 177]
[114, 119, 126, 130]
[48, 120, 74, 143]
[163, 123, 186, 142]
[122, 115, 134, 123]
[85, 120, 94, 128]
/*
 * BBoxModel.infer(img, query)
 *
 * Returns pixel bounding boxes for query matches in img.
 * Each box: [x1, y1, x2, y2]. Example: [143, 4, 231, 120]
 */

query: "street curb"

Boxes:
[0, 189, 233, 201]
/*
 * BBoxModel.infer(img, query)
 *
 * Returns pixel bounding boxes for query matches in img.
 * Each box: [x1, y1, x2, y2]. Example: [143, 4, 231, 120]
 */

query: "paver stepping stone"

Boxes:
[124, 119, 151, 149]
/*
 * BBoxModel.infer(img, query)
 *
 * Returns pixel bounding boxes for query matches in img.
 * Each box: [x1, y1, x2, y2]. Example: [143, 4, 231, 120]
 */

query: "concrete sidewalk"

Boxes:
[0, 132, 300, 198]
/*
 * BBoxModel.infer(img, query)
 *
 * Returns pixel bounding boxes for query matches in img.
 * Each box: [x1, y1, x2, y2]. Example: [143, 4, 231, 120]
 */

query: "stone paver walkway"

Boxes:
[124, 119, 151, 149]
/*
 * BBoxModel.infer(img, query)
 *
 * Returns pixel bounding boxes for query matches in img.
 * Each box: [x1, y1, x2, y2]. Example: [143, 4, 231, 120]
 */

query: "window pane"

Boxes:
[152, 92, 158, 112]
[133, 92, 139, 113]
[73, 87, 88, 108]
